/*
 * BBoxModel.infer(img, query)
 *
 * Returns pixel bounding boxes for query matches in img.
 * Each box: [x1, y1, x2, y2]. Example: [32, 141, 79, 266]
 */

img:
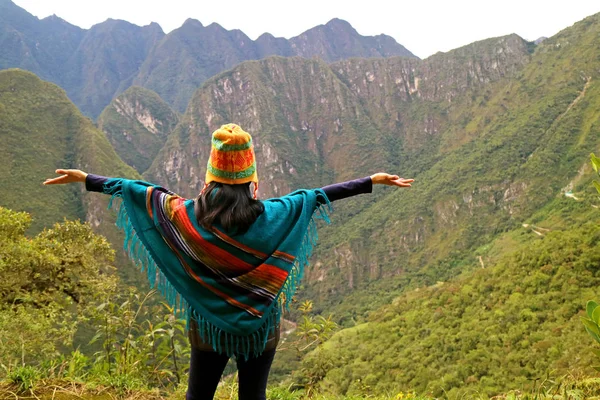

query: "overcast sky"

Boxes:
[12, 0, 600, 59]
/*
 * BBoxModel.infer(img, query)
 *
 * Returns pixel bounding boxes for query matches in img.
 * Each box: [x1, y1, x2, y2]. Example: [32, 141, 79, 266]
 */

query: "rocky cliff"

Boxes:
[98, 86, 179, 173]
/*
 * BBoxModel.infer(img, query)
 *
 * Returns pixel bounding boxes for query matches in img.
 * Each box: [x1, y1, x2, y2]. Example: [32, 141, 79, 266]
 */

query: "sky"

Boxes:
[11, 0, 600, 59]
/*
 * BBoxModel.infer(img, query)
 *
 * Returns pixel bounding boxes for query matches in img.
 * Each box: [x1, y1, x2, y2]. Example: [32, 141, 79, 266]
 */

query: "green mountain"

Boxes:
[4, 3, 600, 397]
[0, 68, 140, 283]
[0, 0, 416, 117]
[293, 13, 600, 397]
[299, 211, 600, 398]
[97, 86, 179, 173]
[144, 55, 400, 198]
[144, 34, 529, 198]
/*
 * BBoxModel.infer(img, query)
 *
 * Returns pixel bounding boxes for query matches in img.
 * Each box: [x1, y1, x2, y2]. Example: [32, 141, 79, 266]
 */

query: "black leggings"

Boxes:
[186, 347, 276, 400]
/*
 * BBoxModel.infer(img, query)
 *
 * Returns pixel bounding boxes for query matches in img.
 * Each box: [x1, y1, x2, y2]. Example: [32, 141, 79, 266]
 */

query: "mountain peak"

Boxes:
[182, 18, 203, 28]
[324, 18, 355, 30]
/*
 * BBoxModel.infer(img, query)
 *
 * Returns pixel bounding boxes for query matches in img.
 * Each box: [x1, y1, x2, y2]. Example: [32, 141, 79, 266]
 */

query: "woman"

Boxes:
[44, 123, 413, 400]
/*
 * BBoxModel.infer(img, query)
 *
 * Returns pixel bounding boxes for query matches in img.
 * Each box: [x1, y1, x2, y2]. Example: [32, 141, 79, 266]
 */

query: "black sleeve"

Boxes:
[321, 176, 372, 202]
[85, 174, 110, 192]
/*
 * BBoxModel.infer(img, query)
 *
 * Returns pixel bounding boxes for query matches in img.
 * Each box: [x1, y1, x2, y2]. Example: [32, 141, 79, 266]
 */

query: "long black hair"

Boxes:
[194, 181, 264, 234]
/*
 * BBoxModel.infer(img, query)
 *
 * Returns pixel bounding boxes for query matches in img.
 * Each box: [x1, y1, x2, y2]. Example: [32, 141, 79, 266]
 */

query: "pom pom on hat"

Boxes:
[205, 124, 258, 186]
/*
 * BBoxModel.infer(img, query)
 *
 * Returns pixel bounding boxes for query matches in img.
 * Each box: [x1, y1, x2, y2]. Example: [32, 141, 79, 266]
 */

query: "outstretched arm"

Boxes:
[321, 173, 413, 202]
[44, 170, 113, 193]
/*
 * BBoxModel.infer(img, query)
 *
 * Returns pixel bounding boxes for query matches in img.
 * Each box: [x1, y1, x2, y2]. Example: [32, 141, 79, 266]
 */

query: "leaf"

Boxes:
[587, 301, 598, 319]
[591, 348, 600, 358]
[582, 317, 600, 335]
[89, 332, 103, 345]
[593, 307, 600, 325]
[591, 153, 600, 173]
[593, 180, 600, 195]
[594, 366, 600, 372]
[585, 326, 600, 345]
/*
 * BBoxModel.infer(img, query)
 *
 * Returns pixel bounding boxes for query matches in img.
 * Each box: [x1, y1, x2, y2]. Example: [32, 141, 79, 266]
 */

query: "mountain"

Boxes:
[97, 86, 179, 173]
[134, 18, 416, 112]
[0, 0, 84, 82]
[0, 68, 141, 284]
[144, 55, 395, 199]
[62, 19, 165, 118]
[291, 12, 600, 397]
[299, 208, 600, 397]
[131, 18, 261, 113]
[285, 18, 413, 61]
[0, 0, 416, 117]
[4, 2, 600, 396]
[144, 34, 528, 199]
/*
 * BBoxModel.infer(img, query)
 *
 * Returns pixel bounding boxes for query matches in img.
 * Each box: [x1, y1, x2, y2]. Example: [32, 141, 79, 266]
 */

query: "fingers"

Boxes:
[43, 175, 67, 185]
[391, 178, 414, 188]
[43, 169, 72, 185]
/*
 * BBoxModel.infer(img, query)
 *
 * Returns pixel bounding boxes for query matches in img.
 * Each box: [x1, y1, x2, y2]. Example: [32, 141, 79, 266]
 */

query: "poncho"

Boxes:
[102, 178, 331, 358]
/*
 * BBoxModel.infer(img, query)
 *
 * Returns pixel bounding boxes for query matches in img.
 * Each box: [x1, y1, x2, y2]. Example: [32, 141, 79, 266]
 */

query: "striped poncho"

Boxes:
[101, 178, 331, 358]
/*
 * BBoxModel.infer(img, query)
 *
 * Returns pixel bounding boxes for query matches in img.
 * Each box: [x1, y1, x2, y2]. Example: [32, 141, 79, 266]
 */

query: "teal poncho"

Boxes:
[102, 178, 330, 358]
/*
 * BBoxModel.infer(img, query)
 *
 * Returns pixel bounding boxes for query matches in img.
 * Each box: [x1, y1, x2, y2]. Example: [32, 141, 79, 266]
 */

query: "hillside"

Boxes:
[300, 12, 600, 320]
[0, 68, 141, 284]
[285, 12, 600, 397]
[0, 0, 83, 83]
[298, 192, 600, 397]
[97, 86, 179, 173]
[0, 0, 416, 117]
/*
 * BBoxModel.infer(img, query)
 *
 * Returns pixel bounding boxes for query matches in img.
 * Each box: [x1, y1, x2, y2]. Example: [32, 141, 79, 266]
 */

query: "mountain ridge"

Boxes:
[0, 0, 416, 117]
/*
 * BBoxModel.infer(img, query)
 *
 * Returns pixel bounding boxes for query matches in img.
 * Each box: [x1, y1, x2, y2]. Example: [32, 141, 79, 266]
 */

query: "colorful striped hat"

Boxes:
[205, 124, 258, 186]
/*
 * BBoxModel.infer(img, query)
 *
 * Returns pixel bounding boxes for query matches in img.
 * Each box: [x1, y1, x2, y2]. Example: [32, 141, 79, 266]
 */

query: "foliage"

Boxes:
[297, 212, 600, 397]
[88, 289, 189, 390]
[591, 153, 600, 194]
[0, 68, 147, 289]
[0, 207, 117, 366]
[4, 365, 39, 391]
[270, 301, 338, 388]
[581, 301, 600, 372]
[0, 207, 189, 395]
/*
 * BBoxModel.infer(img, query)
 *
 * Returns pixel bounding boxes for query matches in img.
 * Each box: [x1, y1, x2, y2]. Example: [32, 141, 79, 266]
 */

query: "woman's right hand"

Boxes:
[370, 173, 414, 188]
[43, 169, 88, 185]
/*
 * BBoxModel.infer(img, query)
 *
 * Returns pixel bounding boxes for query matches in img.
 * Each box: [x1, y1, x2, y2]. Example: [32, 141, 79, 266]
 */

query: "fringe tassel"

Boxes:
[280, 193, 332, 311]
[187, 306, 279, 361]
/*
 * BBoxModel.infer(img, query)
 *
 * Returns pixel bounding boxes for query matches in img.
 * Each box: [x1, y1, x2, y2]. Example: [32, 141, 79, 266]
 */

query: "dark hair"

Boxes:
[194, 181, 264, 234]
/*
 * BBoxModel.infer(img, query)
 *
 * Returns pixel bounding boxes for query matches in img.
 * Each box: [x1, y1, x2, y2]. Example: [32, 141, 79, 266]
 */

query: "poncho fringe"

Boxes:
[105, 179, 331, 359]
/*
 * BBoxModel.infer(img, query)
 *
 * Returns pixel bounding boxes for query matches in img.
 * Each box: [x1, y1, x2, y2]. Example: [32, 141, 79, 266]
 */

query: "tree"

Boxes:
[0, 207, 117, 367]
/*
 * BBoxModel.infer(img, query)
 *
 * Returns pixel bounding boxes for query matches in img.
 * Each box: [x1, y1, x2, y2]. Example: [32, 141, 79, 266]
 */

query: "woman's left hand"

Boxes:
[43, 169, 88, 185]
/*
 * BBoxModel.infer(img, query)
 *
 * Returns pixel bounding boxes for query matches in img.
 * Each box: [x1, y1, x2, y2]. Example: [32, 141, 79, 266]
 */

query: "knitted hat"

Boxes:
[205, 124, 258, 186]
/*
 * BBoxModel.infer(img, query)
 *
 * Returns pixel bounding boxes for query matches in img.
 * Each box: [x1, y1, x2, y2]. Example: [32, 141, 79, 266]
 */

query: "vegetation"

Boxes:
[0, 207, 189, 396]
